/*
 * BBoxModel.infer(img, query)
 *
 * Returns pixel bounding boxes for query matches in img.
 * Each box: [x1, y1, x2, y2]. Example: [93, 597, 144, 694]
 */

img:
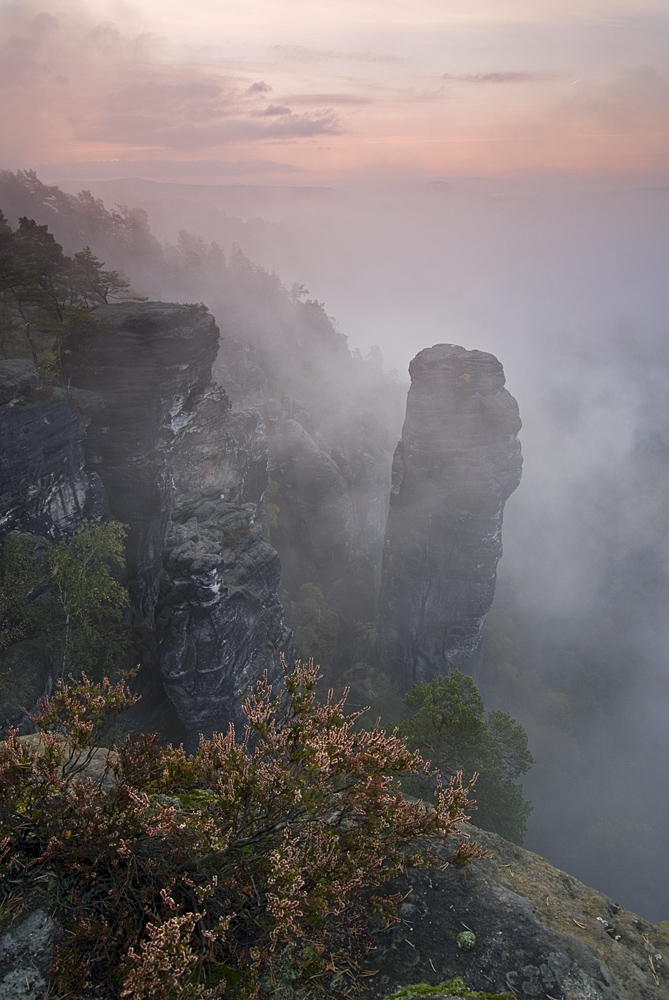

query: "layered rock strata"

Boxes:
[380, 344, 522, 690]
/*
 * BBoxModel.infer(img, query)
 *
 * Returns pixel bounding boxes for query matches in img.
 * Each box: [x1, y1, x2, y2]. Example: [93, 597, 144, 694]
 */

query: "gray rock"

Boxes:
[0, 359, 39, 406]
[0, 373, 107, 540]
[367, 863, 621, 1000]
[157, 386, 293, 736]
[158, 501, 290, 737]
[366, 823, 669, 1000]
[379, 344, 522, 690]
[63, 301, 221, 621]
[0, 908, 55, 1000]
[62, 302, 292, 739]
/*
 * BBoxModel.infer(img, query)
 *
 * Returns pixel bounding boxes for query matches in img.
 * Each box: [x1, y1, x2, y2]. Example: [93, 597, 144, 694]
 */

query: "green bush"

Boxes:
[0, 520, 129, 682]
[392, 672, 534, 845]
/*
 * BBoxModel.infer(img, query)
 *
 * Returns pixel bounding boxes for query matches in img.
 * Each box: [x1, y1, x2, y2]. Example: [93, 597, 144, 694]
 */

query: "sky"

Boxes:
[2, 0, 669, 184]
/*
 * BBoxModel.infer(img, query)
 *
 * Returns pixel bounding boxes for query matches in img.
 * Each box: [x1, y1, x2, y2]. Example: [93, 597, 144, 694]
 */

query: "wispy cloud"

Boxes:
[257, 105, 293, 116]
[443, 71, 557, 84]
[246, 81, 272, 95]
[0, 2, 344, 168]
[78, 110, 342, 149]
[283, 94, 374, 105]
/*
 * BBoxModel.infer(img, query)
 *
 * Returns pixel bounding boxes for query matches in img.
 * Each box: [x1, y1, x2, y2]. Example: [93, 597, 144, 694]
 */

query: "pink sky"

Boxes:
[2, 0, 669, 183]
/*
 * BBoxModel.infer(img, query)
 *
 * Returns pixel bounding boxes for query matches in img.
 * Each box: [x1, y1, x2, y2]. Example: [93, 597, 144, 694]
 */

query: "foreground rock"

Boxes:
[0, 908, 56, 1000]
[379, 345, 522, 691]
[365, 824, 669, 1000]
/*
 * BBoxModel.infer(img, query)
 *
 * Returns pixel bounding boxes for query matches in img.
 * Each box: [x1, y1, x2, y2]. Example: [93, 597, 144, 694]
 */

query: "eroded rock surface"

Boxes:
[379, 345, 522, 690]
[365, 824, 669, 1000]
[158, 391, 291, 735]
[63, 302, 291, 737]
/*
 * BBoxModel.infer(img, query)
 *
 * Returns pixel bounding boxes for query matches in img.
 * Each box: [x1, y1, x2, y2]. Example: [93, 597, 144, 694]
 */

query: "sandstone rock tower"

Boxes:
[379, 344, 522, 691]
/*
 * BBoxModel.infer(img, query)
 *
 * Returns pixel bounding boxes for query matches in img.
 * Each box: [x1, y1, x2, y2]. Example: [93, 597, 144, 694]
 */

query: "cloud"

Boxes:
[0, 2, 344, 166]
[283, 94, 373, 105]
[246, 81, 271, 95]
[78, 109, 342, 149]
[258, 105, 292, 116]
[443, 71, 554, 83]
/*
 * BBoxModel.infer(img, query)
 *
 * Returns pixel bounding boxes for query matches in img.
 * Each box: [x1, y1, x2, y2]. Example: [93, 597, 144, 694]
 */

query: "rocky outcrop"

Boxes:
[63, 302, 220, 621]
[379, 345, 522, 691]
[3, 823, 667, 1000]
[0, 359, 107, 540]
[158, 392, 291, 735]
[364, 824, 669, 1000]
[63, 302, 291, 737]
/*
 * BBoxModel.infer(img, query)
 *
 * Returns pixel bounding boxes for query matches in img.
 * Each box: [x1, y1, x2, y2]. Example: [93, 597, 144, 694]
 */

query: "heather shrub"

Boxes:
[0, 659, 483, 999]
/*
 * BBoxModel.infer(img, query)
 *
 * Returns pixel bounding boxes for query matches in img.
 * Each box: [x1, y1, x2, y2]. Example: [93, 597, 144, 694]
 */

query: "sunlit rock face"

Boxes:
[64, 302, 291, 736]
[379, 344, 522, 691]
[0, 358, 107, 539]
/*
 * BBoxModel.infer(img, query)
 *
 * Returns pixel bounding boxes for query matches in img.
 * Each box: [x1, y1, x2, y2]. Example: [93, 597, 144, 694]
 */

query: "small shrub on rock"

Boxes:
[0, 659, 483, 999]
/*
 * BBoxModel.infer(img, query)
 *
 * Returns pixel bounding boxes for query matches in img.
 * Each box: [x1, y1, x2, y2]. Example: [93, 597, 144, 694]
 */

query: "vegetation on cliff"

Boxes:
[0, 661, 482, 999]
[0, 204, 140, 372]
[392, 672, 533, 845]
[0, 521, 130, 685]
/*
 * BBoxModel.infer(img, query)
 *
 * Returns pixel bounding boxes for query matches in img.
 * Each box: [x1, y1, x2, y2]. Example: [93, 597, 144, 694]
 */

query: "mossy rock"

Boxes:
[383, 978, 514, 1000]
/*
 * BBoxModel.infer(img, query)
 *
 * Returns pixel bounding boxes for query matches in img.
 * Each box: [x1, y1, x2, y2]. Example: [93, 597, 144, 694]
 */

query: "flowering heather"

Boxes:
[0, 659, 483, 998]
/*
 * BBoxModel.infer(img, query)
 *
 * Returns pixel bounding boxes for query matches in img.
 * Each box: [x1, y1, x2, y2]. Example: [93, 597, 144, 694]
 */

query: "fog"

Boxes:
[12, 167, 669, 919]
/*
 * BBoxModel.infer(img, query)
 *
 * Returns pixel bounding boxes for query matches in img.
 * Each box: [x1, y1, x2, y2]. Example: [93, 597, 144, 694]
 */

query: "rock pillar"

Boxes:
[379, 344, 521, 690]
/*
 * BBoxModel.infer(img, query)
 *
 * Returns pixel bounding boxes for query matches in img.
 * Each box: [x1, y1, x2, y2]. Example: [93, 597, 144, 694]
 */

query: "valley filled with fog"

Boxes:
[5, 168, 669, 920]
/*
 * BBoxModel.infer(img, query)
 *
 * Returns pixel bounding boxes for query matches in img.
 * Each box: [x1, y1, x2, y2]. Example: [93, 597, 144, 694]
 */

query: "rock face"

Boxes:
[63, 302, 291, 737]
[64, 302, 220, 621]
[0, 358, 107, 539]
[379, 345, 522, 691]
[364, 824, 669, 1000]
[158, 393, 291, 735]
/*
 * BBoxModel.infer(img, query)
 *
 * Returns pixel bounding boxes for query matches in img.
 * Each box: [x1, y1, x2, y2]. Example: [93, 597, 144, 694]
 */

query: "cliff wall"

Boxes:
[0, 304, 291, 739]
[0, 358, 107, 540]
[379, 344, 522, 691]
